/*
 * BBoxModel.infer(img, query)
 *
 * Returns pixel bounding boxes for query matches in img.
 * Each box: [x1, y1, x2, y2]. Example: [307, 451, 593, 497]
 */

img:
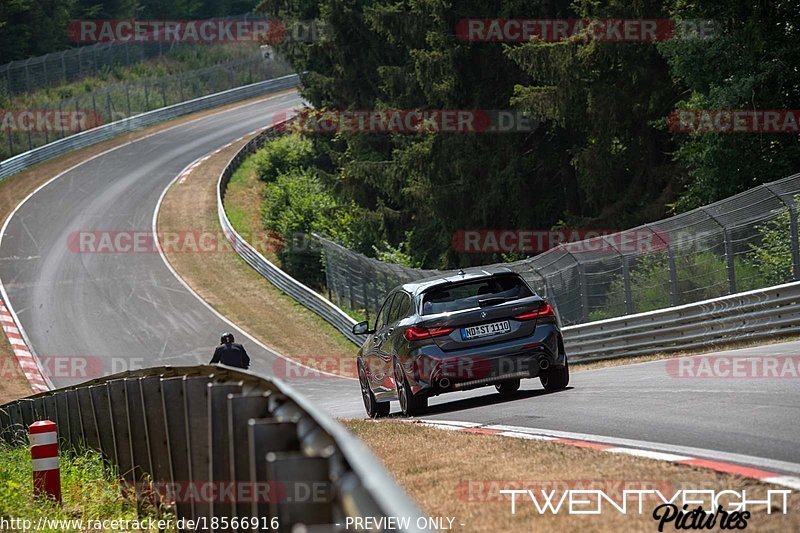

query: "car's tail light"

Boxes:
[515, 303, 555, 321]
[404, 325, 454, 341]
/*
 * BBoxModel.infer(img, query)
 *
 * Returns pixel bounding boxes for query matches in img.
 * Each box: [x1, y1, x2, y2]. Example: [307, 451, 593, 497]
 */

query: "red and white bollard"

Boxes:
[29, 420, 61, 502]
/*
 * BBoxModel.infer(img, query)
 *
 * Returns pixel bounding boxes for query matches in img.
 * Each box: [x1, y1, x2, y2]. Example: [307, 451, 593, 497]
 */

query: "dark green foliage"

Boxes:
[252, 0, 800, 273]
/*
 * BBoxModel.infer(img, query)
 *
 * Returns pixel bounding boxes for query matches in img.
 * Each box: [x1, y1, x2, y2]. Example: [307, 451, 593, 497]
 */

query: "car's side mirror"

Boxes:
[352, 320, 373, 335]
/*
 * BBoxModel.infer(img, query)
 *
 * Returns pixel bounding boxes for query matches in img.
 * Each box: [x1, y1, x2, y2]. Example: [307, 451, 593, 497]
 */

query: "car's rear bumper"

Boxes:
[407, 323, 565, 396]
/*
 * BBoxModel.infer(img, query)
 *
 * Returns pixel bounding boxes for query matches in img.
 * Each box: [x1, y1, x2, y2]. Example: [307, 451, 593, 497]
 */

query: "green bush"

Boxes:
[262, 168, 354, 288]
[253, 133, 314, 183]
[746, 209, 793, 286]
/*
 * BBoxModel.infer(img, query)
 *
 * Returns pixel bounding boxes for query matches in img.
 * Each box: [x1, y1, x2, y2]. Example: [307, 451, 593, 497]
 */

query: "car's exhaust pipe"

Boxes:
[539, 358, 550, 370]
[439, 377, 451, 389]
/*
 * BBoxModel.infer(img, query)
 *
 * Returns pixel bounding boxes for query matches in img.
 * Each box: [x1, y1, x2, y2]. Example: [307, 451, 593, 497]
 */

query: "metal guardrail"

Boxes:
[217, 121, 362, 345]
[0, 74, 301, 181]
[0, 366, 427, 532]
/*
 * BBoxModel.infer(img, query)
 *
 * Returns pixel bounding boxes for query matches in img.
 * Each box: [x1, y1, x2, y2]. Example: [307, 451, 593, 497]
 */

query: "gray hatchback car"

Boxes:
[352, 268, 569, 417]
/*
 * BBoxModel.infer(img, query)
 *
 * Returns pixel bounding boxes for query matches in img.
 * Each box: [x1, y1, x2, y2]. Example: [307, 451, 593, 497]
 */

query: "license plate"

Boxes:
[461, 320, 511, 340]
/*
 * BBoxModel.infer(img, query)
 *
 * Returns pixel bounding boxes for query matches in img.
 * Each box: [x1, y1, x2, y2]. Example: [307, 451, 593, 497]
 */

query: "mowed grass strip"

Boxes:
[343, 420, 800, 533]
[157, 138, 356, 376]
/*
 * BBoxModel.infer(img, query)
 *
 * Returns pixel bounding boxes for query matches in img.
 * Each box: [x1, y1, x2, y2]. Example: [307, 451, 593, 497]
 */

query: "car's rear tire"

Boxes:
[394, 361, 427, 417]
[540, 358, 570, 391]
[495, 379, 521, 395]
[359, 362, 390, 418]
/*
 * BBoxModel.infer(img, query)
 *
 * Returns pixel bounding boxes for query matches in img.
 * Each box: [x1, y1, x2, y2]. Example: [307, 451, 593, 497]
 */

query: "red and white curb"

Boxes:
[0, 298, 49, 393]
[177, 124, 275, 184]
[412, 419, 800, 491]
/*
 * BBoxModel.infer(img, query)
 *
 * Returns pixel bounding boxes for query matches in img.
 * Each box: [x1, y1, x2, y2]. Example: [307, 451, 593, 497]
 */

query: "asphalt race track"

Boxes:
[1, 93, 798, 476]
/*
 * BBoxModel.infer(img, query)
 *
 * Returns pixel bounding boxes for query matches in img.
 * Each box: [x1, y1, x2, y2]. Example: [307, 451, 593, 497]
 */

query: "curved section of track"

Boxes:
[0, 93, 797, 476]
[0, 93, 360, 414]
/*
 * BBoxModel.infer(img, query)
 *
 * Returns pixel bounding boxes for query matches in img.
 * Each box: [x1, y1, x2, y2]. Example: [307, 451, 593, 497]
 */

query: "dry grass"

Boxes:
[344, 420, 800, 533]
[572, 333, 800, 373]
[0, 89, 297, 404]
[157, 140, 356, 376]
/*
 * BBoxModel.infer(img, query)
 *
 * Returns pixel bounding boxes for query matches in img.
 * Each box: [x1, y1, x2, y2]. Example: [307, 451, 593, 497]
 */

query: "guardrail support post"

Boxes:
[208, 382, 243, 527]
[43, 396, 57, 438]
[161, 377, 192, 521]
[18, 399, 35, 429]
[125, 378, 153, 505]
[76, 388, 100, 452]
[184, 376, 213, 521]
[265, 453, 332, 532]
[65, 389, 84, 449]
[227, 393, 270, 529]
[89, 385, 116, 465]
[140, 377, 172, 506]
[54, 393, 71, 451]
[31, 398, 46, 422]
[107, 380, 134, 490]
[247, 419, 300, 521]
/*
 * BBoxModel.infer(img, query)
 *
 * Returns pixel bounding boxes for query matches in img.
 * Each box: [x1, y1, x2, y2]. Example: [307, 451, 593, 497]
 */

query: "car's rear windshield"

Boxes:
[421, 275, 533, 315]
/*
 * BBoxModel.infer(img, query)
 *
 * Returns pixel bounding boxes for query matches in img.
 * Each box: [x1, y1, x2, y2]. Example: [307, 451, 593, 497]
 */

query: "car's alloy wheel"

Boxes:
[495, 378, 521, 395]
[359, 362, 389, 418]
[540, 358, 570, 391]
[394, 361, 427, 417]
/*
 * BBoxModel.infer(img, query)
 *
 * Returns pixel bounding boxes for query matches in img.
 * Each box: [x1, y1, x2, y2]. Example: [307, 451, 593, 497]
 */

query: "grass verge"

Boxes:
[343, 420, 799, 533]
[157, 139, 356, 376]
[0, 443, 173, 532]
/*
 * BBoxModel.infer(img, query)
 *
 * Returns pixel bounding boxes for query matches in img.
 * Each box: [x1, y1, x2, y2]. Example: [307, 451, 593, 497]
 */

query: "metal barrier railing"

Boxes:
[0, 73, 301, 181]
[0, 366, 427, 532]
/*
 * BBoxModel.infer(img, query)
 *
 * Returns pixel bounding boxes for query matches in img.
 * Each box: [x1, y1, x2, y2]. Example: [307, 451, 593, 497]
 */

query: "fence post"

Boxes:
[666, 244, 680, 306]
[621, 255, 634, 315]
[722, 228, 736, 294]
[789, 205, 800, 281]
[765, 184, 800, 281]
[360, 258, 370, 323]
[24, 58, 31, 93]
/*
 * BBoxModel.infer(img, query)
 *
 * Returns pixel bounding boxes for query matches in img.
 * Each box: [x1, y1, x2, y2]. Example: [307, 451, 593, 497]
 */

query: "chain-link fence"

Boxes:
[0, 14, 262, 96]
[319, 173, 800, 326]
[0, 53, 292, 160]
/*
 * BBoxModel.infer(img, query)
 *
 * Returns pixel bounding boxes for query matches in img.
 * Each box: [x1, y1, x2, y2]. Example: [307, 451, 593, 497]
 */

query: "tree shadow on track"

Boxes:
[415, 385, 575, 418]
